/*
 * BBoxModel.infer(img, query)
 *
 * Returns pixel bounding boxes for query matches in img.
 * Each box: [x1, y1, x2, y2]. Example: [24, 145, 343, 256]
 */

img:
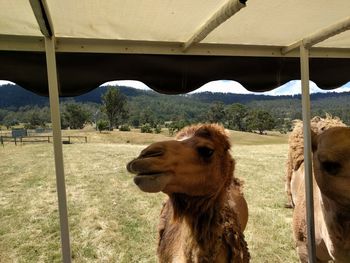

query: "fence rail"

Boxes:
[1, 135, 87, 146]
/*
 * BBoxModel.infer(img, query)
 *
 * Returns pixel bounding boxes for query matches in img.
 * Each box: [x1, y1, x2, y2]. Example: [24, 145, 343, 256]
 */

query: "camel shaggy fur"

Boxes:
[127, 124, 250, 263]
[286, 117, 350, 262]
[285, 115, 346, 208]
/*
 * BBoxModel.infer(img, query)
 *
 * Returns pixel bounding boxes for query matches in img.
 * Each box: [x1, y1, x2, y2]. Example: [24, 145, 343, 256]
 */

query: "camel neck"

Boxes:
[170, 191, 225, 245]
[320, 193, 350, 254]
[170, 191, 224, 216]
[168, 190, 249, 262]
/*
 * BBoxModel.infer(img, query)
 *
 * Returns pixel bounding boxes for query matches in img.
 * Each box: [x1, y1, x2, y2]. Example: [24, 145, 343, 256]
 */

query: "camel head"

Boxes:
[127, 124, 234, 196]
[312, 127, 350, 205]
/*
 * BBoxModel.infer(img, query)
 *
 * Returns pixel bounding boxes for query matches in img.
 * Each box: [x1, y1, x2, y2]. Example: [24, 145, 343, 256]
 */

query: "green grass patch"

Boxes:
[229, 130, 288, 145]
[0, 130, 296, 262]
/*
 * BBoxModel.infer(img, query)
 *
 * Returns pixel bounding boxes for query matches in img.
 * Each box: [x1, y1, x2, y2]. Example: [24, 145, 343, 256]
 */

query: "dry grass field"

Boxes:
[0, 129, 299, 262]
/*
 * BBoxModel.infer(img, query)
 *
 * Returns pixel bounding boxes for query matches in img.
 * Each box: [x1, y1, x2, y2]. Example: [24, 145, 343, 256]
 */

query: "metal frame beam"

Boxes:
[30, 1, 72, 262]
[45, 35, 72, 263]
[0, 35, 44, 52]
[182, 0, 246, 51]
[300, 44, 316, 263]
[1, 35, 350, 58]
[304, 16, 350, 49]
[29, 0, 54, 37]
[282, 16, 350, 54]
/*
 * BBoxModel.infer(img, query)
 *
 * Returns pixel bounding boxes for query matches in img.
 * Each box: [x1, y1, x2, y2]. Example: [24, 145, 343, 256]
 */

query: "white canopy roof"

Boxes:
[1, 0, 350, 96]
[1, 0, 350, 48]
[0, 0, 350, 55]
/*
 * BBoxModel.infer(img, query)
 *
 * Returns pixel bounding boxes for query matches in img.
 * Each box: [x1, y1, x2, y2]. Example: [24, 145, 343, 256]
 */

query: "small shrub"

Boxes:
[119, 124, 131, 131]
[154, 125, 161, 134]
[97, 120, 109, 132]
[140, 123, 152, 133]
[24, 123, 36, 129]
[168, 120, 188, 135]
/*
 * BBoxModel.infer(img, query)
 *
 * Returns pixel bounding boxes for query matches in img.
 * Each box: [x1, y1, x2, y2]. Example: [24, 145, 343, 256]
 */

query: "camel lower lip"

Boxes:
[133, 173, 171, 193]
[136, 173, 163, 178]
[134, 173, 164, 185]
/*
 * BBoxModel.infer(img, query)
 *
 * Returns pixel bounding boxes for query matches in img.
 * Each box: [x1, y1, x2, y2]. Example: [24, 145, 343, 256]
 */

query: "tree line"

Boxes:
[0, 86, 349, 135]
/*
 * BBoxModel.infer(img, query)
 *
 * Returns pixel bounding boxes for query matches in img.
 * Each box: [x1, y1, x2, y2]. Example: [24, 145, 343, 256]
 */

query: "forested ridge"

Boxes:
[1, 84, 349, 133]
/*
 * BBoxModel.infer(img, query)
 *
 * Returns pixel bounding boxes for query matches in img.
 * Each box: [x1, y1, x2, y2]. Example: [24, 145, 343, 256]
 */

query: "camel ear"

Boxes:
[311, 130, 318, 152]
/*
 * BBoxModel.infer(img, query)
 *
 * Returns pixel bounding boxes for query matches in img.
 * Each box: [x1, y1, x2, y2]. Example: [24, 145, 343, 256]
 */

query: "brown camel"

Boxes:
[285, 115, 346, 208]
[127, 123, 250, 263]
[290, 125, 350, 262]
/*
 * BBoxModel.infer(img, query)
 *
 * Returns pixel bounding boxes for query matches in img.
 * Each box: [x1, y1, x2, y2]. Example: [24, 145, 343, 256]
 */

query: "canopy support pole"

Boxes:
[300, 44, 316, 263]
[182, 0, 246, 51]
[45, 36, 72, 263]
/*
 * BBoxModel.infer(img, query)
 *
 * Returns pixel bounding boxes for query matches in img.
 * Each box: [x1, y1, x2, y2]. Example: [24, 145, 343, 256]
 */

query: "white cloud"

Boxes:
[101, 80, 151, 91]
[332, 81, 350, 93]
[0, 80, 15, 85]
[102, 80, 254, 94]
[261, 81, 325, 96]
[262, 80, 350, 96]
[191, 80, 350, 96]
[101, 79, 255, 94]
[189, 80, 252, 94]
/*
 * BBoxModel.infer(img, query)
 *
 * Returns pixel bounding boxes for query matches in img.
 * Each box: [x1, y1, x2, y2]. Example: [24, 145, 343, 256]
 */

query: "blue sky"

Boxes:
[1, 79, 350, 96]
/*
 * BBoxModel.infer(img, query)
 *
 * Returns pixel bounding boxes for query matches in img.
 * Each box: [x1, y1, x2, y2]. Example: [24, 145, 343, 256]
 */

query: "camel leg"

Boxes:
[285, 181, 294, 208]
[296, 242, 308, 263]
[296, 243, 330, 263]
[285, 153, 295, 208]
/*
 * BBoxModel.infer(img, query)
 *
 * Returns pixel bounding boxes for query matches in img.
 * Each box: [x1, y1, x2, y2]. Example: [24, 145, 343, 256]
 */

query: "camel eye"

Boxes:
[322, 161, 341, 175]
[197, 147, 214, 158]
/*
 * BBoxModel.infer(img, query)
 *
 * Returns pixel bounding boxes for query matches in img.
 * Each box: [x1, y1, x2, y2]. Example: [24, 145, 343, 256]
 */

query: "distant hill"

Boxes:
[0, 84, 49, 109]
[2, 83, 350, 108]
[0, 84, 153, 108]
[74, 85, 154, 104]
[1, 83, 349, 125]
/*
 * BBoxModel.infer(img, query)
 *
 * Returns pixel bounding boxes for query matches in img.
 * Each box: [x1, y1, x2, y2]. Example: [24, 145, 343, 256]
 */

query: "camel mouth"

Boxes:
[127, 160, 171, 193]
[136, 172, 164, 177]
[133, 173, 171, 193]
[126, 160, 163, 175]
[134, 172, 165, 183]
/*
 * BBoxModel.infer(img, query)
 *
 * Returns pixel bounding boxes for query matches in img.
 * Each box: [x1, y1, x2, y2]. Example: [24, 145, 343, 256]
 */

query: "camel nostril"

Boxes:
[126, 161, 134, 173]
[140, 149, 164, 158]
